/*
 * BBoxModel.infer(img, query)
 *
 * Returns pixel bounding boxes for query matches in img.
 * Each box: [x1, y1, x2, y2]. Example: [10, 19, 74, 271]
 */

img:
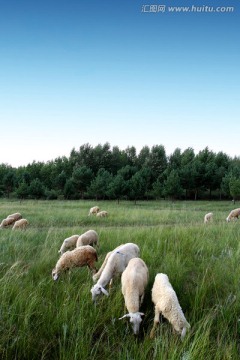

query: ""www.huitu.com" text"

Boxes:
[141, 4, 235, 13]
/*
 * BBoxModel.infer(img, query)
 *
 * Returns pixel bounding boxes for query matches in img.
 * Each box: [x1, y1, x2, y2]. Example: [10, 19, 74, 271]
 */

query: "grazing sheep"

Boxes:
[91, 243, 140, 302]
[76, 229, 99, 248]
[96, 211, 108, 218]
[52, 245, 98, 281]
[150, 273, 190, 340]
[58, 234, 80, 255]
[12, 219, 29, 230]
[204, 212, 213, 224]
[0, 217, 15, 228]
[226, 208, 240, 222]
[119, 258, 149, 335]
[88, 206, 100, 216]
[7, 212, 22, 221]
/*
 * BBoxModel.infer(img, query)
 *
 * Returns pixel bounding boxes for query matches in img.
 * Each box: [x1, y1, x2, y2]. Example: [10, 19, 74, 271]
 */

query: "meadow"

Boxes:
[0, 199, 239, 360]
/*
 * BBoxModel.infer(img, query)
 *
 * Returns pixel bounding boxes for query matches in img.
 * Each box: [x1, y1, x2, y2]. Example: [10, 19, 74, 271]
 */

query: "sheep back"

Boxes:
[226, 208, 240, 222]
[59, 234, 79, 254]
[52, 245, 98, 280]
[152, 273, 190, 336]
[12, 219, 29, 230]
[88, 206, 100, 216]
[121, 258, 149, 313]
[76, 229, 98, 247]
[0, 217, 15, 228]
[96, 211, 108, 217]
[7, 213, 22, 221]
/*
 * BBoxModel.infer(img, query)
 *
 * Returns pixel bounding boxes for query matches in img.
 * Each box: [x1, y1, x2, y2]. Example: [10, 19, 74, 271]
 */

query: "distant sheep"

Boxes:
[119, 258, 149, 335]
[150, 273, 190, 340]
[76, 229, 99, 248]
[0, 217, 15, 228]
[91, 243, 140, 302]
[226, 208, 240, 222]
[52, 245, 98, 281]
[96, 211, 108, 218]
[12, 219, 29, 230]
[58, 235, 80, 255]
[204, 212, 213, 224]
[88, 206, 100, 216]
[7, 212, 22, 221]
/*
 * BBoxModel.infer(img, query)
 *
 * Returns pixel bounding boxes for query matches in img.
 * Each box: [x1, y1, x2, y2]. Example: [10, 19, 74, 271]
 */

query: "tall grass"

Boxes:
[0, 200, 239, 359]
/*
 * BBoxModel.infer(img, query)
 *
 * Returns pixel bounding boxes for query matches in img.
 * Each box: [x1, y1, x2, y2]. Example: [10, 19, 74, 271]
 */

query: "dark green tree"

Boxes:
[129, 169, 148, 204]
[87, 168, 112, 200]
[64, 178, 76, 199]
[72, 166, 94, 198]
[107, 174, 126, 203]
[148, 145, 167, 181]
[3, 170, 16, 198]
[151, 179, 163, 199]
[16, 181, 29, 199]
[229, 177, 240, 202]
[29, 179, 45, 199]
[163, 170, 183, 200]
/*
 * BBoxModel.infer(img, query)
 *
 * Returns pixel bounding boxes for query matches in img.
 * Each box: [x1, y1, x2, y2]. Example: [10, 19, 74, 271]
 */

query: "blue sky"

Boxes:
[0, 0, 239, 167]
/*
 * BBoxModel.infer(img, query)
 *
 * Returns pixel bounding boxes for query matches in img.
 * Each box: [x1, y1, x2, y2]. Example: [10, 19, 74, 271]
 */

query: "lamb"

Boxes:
[52, 245, 98, 281]
[91, 243, 140, 302]
[150, 273, 190, 340]
[226, 208, 240, 222]
[76, 229, 99, 248]
[12, 219, 29, 230]
[7, 212, 22, 221]
[0, 217, 15, 228]
[119, 258, 149, 335]
[58, 234, 80, 255]
[204, 212, 213, 224]
[88, 206, 100, 216]
[96, 211, 108, 218]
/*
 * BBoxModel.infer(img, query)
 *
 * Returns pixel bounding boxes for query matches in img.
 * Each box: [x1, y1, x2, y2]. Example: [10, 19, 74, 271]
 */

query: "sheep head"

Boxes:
[90, 284, 109, 302]
[119, 312, 144, 335]
[52, 268, 59, 281]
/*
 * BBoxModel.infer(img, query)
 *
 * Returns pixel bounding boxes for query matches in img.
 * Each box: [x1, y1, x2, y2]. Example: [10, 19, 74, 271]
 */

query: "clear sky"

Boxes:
[0, 0, 239, 167]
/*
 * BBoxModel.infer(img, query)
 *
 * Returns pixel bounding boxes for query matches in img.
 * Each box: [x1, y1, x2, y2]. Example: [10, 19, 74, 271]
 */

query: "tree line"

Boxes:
[1, 143, 240, 202]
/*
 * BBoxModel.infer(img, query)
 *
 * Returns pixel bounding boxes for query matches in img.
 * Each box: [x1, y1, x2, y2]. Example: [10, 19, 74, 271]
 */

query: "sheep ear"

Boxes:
[119, 314, 129, 320]
[100, 286, 109, 296]
[139, 312, 144, 316]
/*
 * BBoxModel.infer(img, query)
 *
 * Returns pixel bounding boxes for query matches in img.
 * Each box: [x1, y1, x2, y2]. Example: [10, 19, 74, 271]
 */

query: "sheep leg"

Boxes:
[108, 278, 113, 293]
[87, 263, 98, 274]
[140, 294, 145, 306]
[93, 251, 112, 281]
[150, 308, 160, 339]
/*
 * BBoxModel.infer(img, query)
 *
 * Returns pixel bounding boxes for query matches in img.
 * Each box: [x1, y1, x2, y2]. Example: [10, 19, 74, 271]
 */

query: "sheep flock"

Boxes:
[1, 203, 239, 341]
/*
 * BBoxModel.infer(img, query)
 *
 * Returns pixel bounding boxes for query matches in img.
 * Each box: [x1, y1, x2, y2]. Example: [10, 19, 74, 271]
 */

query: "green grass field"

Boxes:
[0, 199, 239, 360]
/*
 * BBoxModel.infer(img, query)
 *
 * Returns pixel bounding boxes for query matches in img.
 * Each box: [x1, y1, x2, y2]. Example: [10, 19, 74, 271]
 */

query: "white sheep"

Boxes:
[226, 208, 240, 222]
[88, 206, 100, 216]
[7, 212, 22, 221]
[150, 273, 190, 340]
[119, 258, 149, 335]
[58, 234, 80, 255]
[90, 243, 140, 302]
[0, 217, 15, 228]
[52, 245, 98, 281]
[76, 229, 99, 248]
[204, 212, 213, 224]
[12, 218, 29, 230]
[96, 211, 108, 218]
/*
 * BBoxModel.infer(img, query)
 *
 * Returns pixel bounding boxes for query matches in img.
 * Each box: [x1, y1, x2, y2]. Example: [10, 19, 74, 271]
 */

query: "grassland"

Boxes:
[0, 199, 239, 360]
